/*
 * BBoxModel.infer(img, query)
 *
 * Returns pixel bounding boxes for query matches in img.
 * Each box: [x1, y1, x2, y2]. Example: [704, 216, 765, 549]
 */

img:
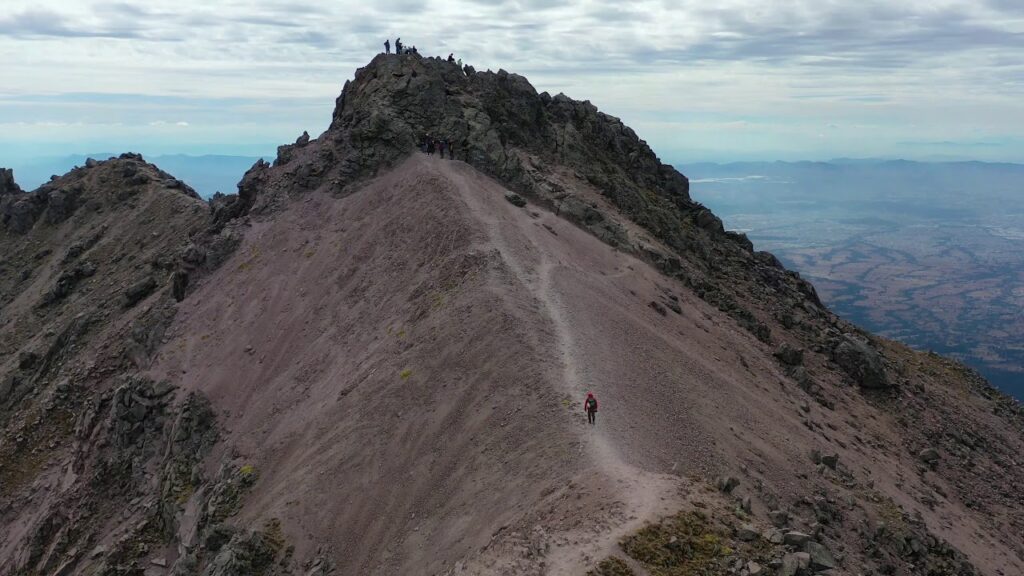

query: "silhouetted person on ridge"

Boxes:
[447, 53, 455, 63]
[395, 38, 403, 54]
[384, 39, 390, 54]
[584, 392, 598, 425]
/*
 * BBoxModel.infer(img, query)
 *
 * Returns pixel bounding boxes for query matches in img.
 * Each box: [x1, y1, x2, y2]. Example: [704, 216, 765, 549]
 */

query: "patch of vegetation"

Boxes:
[0, 406, 75, 497]
[587, 556, 636, 576]
[206, 464, 259, 526]
[400, 369, 413, 380]
[430, 292, 446, 309]
[619, 511, 733, 576]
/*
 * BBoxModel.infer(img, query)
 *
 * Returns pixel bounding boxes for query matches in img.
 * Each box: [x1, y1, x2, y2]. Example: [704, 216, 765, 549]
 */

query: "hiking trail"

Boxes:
[436, 157, 679, 574]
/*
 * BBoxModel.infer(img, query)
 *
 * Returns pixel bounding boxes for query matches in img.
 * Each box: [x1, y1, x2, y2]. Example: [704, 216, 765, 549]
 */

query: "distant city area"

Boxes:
[687, 159, 1024, 400]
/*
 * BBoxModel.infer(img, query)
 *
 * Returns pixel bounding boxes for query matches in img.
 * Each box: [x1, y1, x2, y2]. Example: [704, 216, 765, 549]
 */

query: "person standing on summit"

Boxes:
[584, 392, 598, 425]
[384, 39, 390, 54]
[395, 38, 403, 54]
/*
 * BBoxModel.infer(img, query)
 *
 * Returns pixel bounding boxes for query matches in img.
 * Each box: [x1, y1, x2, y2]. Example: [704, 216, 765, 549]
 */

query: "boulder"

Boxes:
[504, 193, 527, 207]
[779, 553, 800, 576]
[769, 509, 790, 528]
[833, 333, 888, 388]
[3, 195, 44, 234]
[774, 343, 804, 366]
[715, 476, 740, 494]
[820, 453, 839, 470]
[44, 188, 79, 223]
[124, 276, 158, 308]
[736, 524, 760, 541]
[784, 531, 811, 547]
[18, 350, 39, 370]
[919, 447, 940, 464]
[806, 541, 836, 571]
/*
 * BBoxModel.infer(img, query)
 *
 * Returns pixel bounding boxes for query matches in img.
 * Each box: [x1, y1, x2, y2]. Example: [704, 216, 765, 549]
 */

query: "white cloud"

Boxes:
[0, 0, 1021, 162]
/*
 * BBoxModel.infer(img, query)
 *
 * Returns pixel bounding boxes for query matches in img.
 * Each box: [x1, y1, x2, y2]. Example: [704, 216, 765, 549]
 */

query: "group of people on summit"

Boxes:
[383, 38, 418, 55]
[383, 38, 463, 67]
[422, 134, 456, 160]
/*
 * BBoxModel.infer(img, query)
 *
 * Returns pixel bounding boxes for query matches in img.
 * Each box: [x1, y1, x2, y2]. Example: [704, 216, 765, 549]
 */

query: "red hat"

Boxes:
[587, 392, 594, 397]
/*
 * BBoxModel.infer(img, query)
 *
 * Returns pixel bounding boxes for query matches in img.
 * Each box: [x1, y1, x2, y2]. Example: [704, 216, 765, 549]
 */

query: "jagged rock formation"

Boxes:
[2, 55, 1023, 576]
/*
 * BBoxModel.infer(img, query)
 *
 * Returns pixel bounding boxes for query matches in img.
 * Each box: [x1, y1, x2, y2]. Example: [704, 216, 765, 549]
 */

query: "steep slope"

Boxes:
[0, 155, 216, 571]
[1, 53, 1023, 576]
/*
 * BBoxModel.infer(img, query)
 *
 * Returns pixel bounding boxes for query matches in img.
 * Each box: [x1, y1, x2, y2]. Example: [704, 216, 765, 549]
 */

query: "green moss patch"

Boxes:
[619, 511, 733, 576]
[587, 556, 637, 576]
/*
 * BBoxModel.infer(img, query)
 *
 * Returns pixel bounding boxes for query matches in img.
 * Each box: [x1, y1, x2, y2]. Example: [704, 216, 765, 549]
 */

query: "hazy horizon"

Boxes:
[7, 152, 1023, 196]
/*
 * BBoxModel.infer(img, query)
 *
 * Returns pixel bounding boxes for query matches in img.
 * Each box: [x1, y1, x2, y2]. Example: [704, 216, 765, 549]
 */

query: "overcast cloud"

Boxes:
[0, 0, 1022, 165]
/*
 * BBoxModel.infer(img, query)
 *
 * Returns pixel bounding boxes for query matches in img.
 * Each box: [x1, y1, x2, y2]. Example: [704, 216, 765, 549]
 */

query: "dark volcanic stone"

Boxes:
[124, 276, 158, 307]
[774, 343, 804, 366]
[833, 333, 889, 389]
[505, 193, 527, 207]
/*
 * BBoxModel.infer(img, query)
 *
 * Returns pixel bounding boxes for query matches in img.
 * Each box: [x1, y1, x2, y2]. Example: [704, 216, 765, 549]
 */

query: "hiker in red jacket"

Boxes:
[584, 392, 598, 425]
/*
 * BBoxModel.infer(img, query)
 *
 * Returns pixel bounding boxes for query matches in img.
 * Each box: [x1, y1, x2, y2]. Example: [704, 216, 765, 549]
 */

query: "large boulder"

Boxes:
[833, 333, 889, 388]
[2, 189, 44, 234]
[774, 343, 804, 366]
[805, 541, 837, 571]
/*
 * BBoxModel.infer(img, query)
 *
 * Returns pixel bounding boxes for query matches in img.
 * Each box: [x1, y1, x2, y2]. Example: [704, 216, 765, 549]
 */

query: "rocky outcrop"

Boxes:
[0, 168, 43, 234]
[0, 167, 20, 195]
[832, 333, 889, 388]
[233, 54, 699, 257]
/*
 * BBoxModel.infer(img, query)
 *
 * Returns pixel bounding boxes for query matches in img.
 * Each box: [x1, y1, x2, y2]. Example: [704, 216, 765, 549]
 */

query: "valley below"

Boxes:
[689, 160, 1024, 398]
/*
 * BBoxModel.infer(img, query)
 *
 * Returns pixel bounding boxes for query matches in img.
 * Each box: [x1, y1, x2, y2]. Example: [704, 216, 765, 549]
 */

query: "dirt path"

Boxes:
[434, 158, 678, 574]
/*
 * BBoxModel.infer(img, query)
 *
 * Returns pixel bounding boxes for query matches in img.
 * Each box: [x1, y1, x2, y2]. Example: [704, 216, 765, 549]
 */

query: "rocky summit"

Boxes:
[2, 53, 1023, 576]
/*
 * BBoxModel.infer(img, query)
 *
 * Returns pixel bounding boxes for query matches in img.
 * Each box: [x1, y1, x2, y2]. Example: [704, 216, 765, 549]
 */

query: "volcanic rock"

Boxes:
[833, 333, 889, 388]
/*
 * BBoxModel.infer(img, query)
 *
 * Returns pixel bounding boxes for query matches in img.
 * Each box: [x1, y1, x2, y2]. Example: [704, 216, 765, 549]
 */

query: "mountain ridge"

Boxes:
[1, 53, 1022, 576]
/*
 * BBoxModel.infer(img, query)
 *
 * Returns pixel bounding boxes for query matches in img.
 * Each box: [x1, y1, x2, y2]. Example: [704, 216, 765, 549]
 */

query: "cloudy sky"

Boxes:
[1, 0, 1023, 168]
